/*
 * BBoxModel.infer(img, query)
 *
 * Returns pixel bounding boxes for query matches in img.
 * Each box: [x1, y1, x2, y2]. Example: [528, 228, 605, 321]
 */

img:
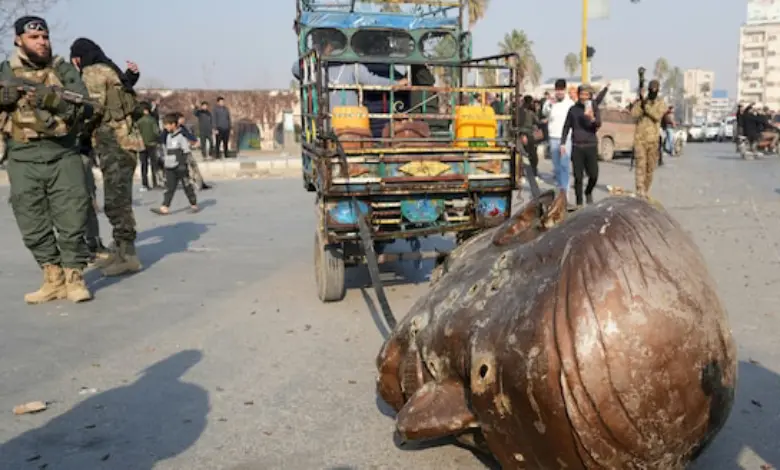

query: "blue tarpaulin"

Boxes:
[299, 12, 458, 30]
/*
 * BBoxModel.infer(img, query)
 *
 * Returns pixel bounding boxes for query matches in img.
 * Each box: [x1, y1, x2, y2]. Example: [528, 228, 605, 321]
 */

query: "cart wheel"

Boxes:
[314, 231, 346, 302]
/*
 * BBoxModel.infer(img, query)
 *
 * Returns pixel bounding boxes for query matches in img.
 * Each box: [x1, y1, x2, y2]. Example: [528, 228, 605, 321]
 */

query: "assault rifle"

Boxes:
[0, 78, 101, 133]
[0, 77, 99, 107]
[630, 66, 646, 171]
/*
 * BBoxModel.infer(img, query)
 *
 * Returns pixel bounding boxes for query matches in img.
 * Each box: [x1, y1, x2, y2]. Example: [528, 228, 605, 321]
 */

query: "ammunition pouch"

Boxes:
[3, 54, 71, 142]
[104, 86, 139, 123]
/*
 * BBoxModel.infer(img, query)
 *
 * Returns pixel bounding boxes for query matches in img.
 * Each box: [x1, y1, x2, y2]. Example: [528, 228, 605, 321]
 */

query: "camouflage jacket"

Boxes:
[630, 97, 666, 143]
[81, 63, 143, 152]
[0, 49, 89, 162]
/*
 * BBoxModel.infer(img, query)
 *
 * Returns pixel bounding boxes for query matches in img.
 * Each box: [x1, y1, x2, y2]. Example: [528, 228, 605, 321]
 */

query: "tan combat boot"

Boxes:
[92, 250, 118, 269]
[24, 264, 67, 304]
[63, 268, 92, 302]
[101, 243, 143, 277]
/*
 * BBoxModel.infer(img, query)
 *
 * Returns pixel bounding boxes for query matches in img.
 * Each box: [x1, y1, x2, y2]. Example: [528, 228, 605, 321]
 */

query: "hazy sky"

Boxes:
[39, 0, 745, 94]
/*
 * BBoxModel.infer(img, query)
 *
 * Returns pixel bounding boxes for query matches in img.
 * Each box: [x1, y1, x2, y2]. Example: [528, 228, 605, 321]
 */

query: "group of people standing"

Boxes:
[1, 15, 207, 305]
[514, 77, 667, 206]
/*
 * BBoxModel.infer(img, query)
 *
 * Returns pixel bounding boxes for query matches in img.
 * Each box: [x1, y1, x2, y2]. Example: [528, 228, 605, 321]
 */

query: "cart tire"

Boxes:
[314, 231, 346, 302]
[599, 137, 615, 161]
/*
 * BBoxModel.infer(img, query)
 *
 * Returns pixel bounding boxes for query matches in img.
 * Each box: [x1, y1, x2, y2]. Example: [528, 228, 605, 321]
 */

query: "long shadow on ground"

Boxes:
[0, 350, 209, 470]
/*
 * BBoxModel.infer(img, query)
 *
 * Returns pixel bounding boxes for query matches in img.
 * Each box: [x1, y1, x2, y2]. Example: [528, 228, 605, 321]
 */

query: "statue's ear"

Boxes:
[376, 337, 405, 412]
[396, 379, 477, 441]
[492, 189, 560, 246]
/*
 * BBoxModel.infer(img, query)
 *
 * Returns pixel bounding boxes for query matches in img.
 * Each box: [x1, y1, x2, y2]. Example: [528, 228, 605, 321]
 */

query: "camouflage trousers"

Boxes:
[633, 138, 660, 197]
[187, 153, 204, 189]
[95, 126, 138, 245]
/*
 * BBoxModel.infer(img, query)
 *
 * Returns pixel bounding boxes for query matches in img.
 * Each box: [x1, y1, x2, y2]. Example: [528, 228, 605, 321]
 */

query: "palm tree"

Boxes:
[564, 53, 579, 77]
[467, 0, 490, 30]
[498, 29, 541, 89]
[653, 57, 669, 82]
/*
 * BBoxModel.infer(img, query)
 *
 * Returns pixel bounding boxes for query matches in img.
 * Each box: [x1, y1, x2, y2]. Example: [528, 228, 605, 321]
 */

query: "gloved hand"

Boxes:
[0, 85, 23, 106]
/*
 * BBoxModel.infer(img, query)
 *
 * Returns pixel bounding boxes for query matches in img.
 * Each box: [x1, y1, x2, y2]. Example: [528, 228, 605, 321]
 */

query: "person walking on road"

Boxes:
[70, 37, 144, 277]
[162, 114, 212, 191]
[1, 16, 95, 303]
[213, 97, 231, 159]
[518, 95, 541, 182]
[151, 113, 199, 215]
[561, 85, 602, 208]
[630, 79, 666, 198]
[542, 79, 575, 199]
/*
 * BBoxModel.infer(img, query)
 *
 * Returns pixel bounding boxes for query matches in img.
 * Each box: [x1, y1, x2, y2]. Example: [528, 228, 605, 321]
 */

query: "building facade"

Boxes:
[738, 1, 780, 109]
[708, 89, 736, 122]
[682, 68, 714, 121]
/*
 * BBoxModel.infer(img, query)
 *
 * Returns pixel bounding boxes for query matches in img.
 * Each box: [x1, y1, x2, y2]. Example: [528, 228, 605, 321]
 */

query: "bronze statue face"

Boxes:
[376, 193, 737, 469]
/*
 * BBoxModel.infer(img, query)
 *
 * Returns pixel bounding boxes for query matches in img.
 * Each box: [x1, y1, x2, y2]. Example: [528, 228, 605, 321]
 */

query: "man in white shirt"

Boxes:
[542, 79, 575, 195]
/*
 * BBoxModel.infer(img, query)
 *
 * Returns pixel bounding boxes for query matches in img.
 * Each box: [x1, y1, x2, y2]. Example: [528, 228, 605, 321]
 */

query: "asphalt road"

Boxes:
[0, 142, 779, 469]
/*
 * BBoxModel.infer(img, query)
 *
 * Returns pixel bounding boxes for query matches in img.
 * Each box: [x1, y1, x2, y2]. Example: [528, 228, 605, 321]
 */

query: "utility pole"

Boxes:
[581, 0, 589, 84]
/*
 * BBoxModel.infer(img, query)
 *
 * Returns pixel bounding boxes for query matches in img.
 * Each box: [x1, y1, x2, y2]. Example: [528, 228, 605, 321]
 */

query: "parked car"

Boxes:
[597, 107, 636, 161]
[718, 116, 736, 141]
[687, 123, 705, 142]
[704, 122, 721, 141]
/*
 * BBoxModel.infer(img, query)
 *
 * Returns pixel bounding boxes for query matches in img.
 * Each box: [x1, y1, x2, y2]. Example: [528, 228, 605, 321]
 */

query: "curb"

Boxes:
[121, 157, 303, 182]
[0, 157, 303, 186]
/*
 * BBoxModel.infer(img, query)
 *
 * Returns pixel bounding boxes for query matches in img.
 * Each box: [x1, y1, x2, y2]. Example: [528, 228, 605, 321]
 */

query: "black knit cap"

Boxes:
[14, 16, 48, 35]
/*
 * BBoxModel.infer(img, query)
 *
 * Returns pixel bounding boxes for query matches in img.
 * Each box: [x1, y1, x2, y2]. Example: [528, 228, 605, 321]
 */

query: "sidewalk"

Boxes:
[125, 155, 302, 182]
[0, 154, 302, 186]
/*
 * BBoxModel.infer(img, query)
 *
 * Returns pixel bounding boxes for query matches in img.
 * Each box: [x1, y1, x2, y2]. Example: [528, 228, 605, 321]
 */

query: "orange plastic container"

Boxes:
[331, 106, 370, 132]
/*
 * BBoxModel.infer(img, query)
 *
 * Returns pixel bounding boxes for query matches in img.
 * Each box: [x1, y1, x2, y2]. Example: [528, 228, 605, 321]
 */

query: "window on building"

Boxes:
[770, 35, 778, 40]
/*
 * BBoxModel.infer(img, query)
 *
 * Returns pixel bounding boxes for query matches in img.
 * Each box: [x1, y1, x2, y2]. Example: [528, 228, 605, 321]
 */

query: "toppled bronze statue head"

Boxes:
[376, 192, 737, 469]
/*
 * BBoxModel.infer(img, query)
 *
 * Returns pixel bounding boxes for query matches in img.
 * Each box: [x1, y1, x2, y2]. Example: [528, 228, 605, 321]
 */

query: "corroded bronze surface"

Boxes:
[376, 190, 737, 469]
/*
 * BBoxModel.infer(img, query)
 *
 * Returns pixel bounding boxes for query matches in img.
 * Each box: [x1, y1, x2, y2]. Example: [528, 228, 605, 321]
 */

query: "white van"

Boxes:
[718, 116, 736, 141]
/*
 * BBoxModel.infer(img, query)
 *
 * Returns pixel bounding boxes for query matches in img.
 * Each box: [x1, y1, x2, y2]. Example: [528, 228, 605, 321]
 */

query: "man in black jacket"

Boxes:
[561, 85, 601, 207]
[192, 101, 214, 160]
[213, 97, 231, 159]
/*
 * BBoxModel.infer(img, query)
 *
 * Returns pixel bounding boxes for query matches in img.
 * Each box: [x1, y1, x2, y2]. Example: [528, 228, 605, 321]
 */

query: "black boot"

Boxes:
[586, 193, 594, 205]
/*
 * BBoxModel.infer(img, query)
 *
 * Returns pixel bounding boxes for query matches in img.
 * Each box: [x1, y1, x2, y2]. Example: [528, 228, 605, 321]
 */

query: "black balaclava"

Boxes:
[70, 37, 135, 94]
[648, 79, 660, 100]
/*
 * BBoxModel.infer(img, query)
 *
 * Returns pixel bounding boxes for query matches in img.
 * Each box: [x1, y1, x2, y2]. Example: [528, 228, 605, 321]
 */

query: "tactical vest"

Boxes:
[2, 55, 70, 142]
[91, 64, 144, 152]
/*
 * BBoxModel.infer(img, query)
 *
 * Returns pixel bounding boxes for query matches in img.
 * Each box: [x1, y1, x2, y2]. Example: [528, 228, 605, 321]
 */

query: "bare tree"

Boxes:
[137, 77, 166, 89]
[0, 0, 63, 57]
